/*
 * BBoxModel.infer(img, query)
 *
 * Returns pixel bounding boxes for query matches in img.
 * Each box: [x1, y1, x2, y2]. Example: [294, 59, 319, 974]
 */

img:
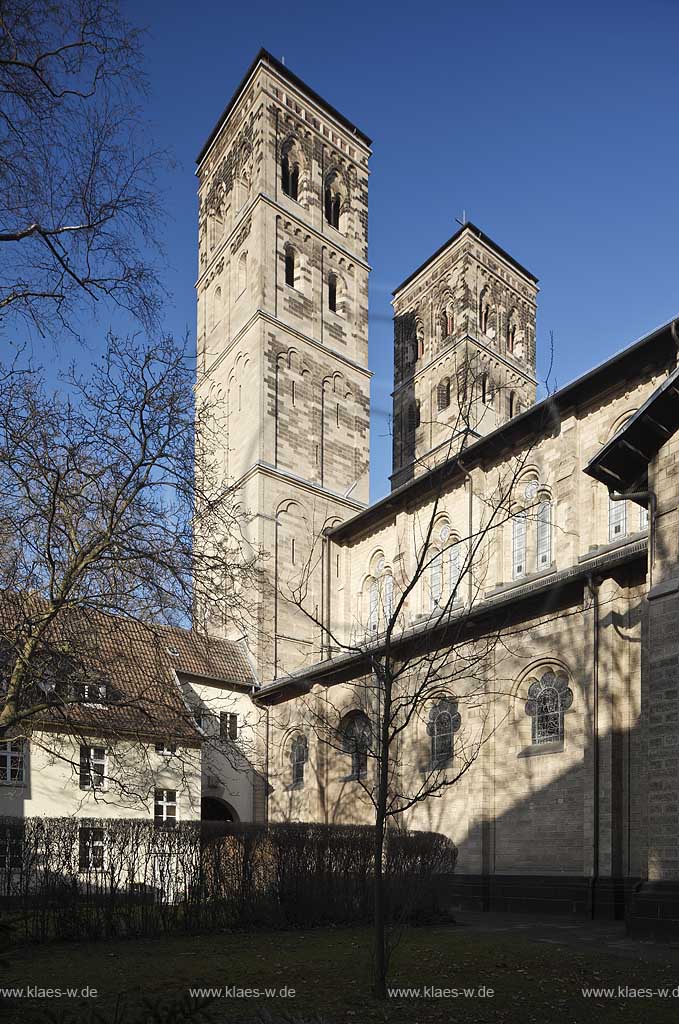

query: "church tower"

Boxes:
[391, 223, 538, 489]
[195, 51, 371, 680]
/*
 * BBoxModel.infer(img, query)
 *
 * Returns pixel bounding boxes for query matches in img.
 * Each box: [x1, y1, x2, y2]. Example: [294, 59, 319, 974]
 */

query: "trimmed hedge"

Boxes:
[0, 816, 457, 941]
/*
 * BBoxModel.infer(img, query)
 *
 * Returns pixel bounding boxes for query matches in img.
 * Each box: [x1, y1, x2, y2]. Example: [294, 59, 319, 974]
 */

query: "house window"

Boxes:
[285, 248, 296, 288]
[281, 153, 299, 200]
[437, 378, 451, 411]
[340, 711, 371, 779]
[427, 699, 461, 767]
[79, 746, 106, 790]
[78, 827, 104, 870]
[0, 740, 24, 784]
[640, 505, 649, 530]
[0, 833, 22, 873]
[512, 512, 527, 579]
[154, 788, 177, 828]
[73, 682, 108, 704]
[536, 500, 552, 568]
[290, 733, 308, 787]
[525, 670, 573, 745]
[220, 712, 238, 741]
[155, 742, 177, 756]
[328, 273, 337, 312]
[609, 494, 627, 541]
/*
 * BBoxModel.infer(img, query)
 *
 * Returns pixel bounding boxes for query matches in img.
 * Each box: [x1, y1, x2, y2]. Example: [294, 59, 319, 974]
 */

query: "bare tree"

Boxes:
[0, 0, 164, 340]
[0, 334, 263, 803]
[273, 353, 558, 997]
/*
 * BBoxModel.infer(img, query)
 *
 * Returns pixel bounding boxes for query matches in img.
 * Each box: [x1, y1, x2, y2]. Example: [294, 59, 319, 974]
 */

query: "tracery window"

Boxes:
[290, 733, 308, 787]
[340, 710, 371, 779]
[525, 670, 573, 745]
[427, 699, 461, 766]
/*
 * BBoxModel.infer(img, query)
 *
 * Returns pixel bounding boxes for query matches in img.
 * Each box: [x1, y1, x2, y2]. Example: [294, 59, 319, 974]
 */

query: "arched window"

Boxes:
[416, 321, 425, 359]
[507, 321, 517, 353]
[285, 248, 296, 288]
[512, 511, 527, 579]
[536, 499, 552, 568]
[427, 699, 461, 767]
[324, 175, 343, 229]
[525, 670, 573, 745]
[609, 493, 627, 541]
[407, 401, 420, 432]
[437, 378, 451, 411]
[429, 550, 443, 610]
[289, 733, 308, 787]
[328, 273, 337, 313]
[340, 711, 371, 779]
[446, 304, 454, 337]
[281, 153, 300, 200]
[237, 252, 247, 296]
[368, 578, 379, 634]
[508, 391, 516, 418]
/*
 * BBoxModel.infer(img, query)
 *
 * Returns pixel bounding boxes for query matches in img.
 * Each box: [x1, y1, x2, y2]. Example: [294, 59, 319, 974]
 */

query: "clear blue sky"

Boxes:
[133, 0, 678, 502]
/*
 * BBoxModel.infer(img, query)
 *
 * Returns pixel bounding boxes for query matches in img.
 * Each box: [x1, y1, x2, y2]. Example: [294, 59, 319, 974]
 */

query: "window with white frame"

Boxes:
[154, 788, 177, 828]
[639, 504, 649, 530]
[78, 827, 104, 870]
[0, 740, 24, 784]
[512, 512, 527, 579]
[72, 681, 108, 704]
[79, 746, 106, 790]
[536, 500, 552, 568]
[155, 742, 177, 756]
[609, 494, 627, 541]
[525, 670, 573, 745]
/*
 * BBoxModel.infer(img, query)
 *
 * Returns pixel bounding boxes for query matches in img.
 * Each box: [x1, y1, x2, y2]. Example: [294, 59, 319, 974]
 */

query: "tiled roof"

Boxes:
[0, 597, 256, 745]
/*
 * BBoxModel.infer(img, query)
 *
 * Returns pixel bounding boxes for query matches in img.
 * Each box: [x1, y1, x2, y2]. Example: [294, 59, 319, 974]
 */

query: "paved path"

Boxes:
[454, 910, 679, 965]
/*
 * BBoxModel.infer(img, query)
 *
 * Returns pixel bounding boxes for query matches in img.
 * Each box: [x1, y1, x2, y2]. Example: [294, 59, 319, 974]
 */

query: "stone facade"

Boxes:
[197, 51, 679, 923]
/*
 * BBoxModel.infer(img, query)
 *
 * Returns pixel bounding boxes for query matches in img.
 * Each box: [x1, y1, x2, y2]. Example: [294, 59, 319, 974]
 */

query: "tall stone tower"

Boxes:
[391, 223, 538, 489]
[195, 50, 371, 680]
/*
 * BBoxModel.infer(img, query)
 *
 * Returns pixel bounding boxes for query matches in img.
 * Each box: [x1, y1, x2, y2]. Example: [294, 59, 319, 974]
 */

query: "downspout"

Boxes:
[586, 574, 600, 919]
[609, 489, 657, 589]
[323, 530, 332, 661]
[458, 460, 474, 606]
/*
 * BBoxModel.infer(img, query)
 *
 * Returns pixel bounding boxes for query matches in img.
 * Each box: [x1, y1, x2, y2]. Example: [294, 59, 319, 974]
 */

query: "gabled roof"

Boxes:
[0, 596, 255, 744]
[197, 48, 372, 167]
[584, 362, 679, 497]
[393, 221, 538, 296]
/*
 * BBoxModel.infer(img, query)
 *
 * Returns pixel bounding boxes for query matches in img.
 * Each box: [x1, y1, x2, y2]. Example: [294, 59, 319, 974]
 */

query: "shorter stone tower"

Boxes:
[391, 223, 539, 489]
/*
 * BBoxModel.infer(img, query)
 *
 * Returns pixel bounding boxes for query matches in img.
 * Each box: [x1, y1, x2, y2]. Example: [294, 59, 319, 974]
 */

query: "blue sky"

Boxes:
[128, 0, 678, 500]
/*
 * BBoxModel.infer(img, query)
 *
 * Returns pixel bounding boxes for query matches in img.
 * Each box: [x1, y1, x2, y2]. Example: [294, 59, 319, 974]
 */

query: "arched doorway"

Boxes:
[201, 796, 238, 822]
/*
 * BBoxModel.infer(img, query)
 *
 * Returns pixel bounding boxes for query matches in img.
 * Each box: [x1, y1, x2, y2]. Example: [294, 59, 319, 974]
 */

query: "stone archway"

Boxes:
[201, 796, 238, 822]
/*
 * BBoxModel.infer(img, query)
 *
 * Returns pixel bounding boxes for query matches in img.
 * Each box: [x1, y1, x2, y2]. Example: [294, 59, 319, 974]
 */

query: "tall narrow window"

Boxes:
[507, 322, 516, 352]
[508, 391, 515, 418]
[609, 494, 627, 541]
[481, 374, 488, 405]
[340, 711, 371, 779]
[325, 187, 341, 228]
[512, 512, 527, 579]
[238, 252, 247, 295]
[640, 504, 649, 530]
[79, 827, 104, 870]
[291, 537, 296, 564]
[368, 579, 379, 633]
[536, 500, 552, 568]
[430, 550, 443, 609]
[290, 733, 308, 786]
[328, 273, 337, 313]
[154, 789, 177, 828]
[281, 154, 299, 200]
[437, 378, 451, 411]
[220, 712, 238, 741]
[525, 670, 573, 745]
[447, 542, 462, 601]
[285, 249, 296, 288]
[79, 746, 106, 790]
[291, 379, 296, 406]
[383, 573, 394, 623]
[427, 699, 461, 767]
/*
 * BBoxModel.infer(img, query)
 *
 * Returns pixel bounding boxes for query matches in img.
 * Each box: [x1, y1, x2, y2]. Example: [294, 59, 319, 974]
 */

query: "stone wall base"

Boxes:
[443, 874, 643, 921]
[627, 881, 679, 939]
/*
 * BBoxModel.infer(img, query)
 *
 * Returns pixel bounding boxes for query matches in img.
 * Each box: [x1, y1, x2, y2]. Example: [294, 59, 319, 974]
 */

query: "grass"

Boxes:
[3, 921, 679, 1023]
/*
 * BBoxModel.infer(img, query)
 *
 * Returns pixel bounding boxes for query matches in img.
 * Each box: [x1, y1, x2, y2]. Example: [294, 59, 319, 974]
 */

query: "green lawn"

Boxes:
[3, 922, 679, 1023]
